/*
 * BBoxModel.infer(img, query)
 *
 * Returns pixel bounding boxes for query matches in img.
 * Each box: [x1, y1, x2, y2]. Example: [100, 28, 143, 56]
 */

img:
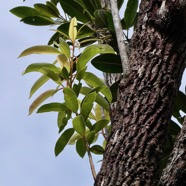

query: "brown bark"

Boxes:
[159, 117, 186, 186]
[94, 0, 186, 185]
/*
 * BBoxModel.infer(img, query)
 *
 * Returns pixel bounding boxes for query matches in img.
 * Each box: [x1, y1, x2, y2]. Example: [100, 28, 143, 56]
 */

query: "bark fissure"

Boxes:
[95, 0, 186, 185]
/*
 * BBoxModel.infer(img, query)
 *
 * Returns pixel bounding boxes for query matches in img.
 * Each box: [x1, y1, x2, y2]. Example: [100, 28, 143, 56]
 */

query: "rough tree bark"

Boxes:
[159, 117, 186, 186]
[94, 0, 186, 185]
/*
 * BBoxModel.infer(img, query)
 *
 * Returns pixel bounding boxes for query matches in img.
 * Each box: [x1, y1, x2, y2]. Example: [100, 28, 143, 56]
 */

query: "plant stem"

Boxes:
[85, 140, 97, 180]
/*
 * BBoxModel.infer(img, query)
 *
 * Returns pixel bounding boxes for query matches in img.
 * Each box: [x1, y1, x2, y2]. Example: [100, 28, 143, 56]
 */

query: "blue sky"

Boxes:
[1, 1, 102, 186]
[1, 1, 186, 186]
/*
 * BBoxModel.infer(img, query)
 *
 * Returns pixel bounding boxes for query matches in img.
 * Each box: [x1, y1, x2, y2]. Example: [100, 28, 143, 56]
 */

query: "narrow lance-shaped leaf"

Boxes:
[29, 89, 58, 115]
[18, 45, 61, 58]
[83, 72, 112, 102]
[91, 119, 109, 133]
[72, 115, 86, 136]
[10, 6, 39, 18]
[80, 92, 97, 120]
[21, 16, 55, 26]
[68, 17, 77, 44]
[63, 87, 79, 113]
[29, 75, 50, 98]
[58, 37, 70, 58]
[37, 102, 68, 113]
[80, 86, 110, 111]
[40, 67, 61, 85]
[76, 44, 115, 72]
[22, 63, 60, 75]
[55, 128, 74, 156]
[124, 0, 138, 28]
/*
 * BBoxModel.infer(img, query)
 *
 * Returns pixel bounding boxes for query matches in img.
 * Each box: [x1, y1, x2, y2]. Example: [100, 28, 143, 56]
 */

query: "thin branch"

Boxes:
[86, 140, 97, 180]
[110, 0, 130, 77]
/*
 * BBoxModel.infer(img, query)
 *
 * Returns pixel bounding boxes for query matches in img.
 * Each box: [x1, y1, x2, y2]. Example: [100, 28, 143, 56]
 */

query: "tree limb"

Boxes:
[110, 0, 130, 77]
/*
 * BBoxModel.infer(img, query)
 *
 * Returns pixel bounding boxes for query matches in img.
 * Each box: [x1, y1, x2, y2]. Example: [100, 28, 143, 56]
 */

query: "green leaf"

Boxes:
[19, 45, 61, 57]
[60, 0, 91, 23]
[55, 128, 74, 156]
[124, 0, 138, 29]
[90, 145, 104, 155]
[110, 80, 120, 102]
[29, 75, 50, 98]
[46, 1, 60, 16]
[91, 54, 122, 73]
[69, 17, 77, 43]
[37, 102, 68, 113]
[57, 111, 68, 132]
[34, 3, 59, 18]
[76, 138, 87, 158]
[73, 83, 82, 97]
[76, 66, 87, 81]
[91, 119, 109, 133]
[22, 63, 60, 75]
[80, 86, 110, 111]
[81, 92, 97, 120]
[76, 44, 115, 72]
[40, 67, 61, 84]
[21, 16, 55, 26]
[60, 67, 69, 79]
[10, 6, 39, 18]
[69, 132, 82, 145]
[86, 131, 96, 144]
[83, 72, 112, 102]
[58, 38, 70, 58]
[29, 89, 57, 115]
[169, 120, 181, 136]
[72, 115, 86, 135]
[63, 87, 79, 113]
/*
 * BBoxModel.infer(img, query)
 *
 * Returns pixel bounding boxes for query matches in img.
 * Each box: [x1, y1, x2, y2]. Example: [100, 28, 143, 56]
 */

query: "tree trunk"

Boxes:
[95, 0, 186, 185]
[159, 117, 186, 186]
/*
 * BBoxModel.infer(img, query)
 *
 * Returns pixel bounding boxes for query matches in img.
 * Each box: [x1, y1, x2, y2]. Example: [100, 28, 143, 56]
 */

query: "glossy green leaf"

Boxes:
[63, 87, 79, 113]
[90, 145, 104, 155]
[86, 131, 96, 144]
[55, 128, 74, 156]
[76, 44, 115, 72]
[21, 16, 55, 26]
[76, 138, 87, 158]
[22, 63, 60, 75]
[10, 6, 39, 18]
[69, 132, 82, 145]
[34, 3, 59, 17]
[80, 86, 109, 111]
[76, 66, 87, 81]
[19, 45, 61, 57]
[110, 80, 120, 102]
[60, 0, 91, 23]
[83, 72, 112, 102]
[91, 119, 109, 133]
[124, 0, 138, 28]
[91, 54, 122, 73]
[73, 83, 82, 97]
[37, 102, 68, 113]
[57, 111, 68, 132]
[39, 67, 61, 84]
[29, 89, 57, 115]
[29, 75, 50, 98]
[58, 38, 70, 58]
[81, 92, 96, 120]
[69, 17, 77, 43]
[46, 1, 60, 16]
[72, 115, 86, 135]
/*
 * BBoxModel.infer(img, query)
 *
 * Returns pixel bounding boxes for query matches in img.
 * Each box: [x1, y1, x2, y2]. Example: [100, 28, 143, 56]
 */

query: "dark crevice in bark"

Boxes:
[94, 0, 186, 185]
